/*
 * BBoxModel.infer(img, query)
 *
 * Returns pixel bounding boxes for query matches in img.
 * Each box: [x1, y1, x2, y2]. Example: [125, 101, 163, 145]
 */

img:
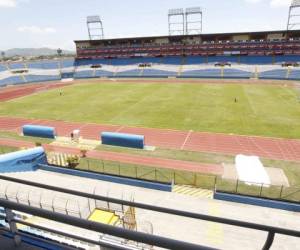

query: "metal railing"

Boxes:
[0, 174, 300, 250]
[68, 157, 300, 203]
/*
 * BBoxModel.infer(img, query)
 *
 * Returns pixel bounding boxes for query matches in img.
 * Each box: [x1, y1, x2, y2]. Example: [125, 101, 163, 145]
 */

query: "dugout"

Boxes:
[23, 125, 56, 139]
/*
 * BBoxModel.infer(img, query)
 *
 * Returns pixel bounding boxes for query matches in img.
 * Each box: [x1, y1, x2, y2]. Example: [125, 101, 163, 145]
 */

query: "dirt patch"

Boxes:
[222, 163, 290, 187]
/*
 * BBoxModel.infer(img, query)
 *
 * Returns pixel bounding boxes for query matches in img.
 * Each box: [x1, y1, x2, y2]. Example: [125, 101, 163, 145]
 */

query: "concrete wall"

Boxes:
[39, 164, 172, 192]
[214, 192, 300, 212]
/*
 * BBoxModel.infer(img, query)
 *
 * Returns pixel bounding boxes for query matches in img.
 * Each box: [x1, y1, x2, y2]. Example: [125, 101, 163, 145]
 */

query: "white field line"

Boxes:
[181, 130, 193, 150]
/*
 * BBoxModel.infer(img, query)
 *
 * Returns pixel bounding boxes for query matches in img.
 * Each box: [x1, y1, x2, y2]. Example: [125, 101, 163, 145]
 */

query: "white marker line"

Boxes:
[115, 126, 124, 133]
[181, 130, 193, 150]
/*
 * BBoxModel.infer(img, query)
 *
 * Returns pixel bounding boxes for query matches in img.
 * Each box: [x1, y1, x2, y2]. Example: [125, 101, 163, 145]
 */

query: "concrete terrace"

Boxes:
[1, 170, 300, 250]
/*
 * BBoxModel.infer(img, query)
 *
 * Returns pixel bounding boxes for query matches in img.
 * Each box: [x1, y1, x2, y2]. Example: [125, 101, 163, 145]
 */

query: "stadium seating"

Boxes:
[28, 60, 59, 69]
[207, 56, 239, 64]
[1, 56, 300, 87]
[25, 75, 60, 83]
[259, 69, 288, 80]
[185, 56, 207, 64]
[94, 69, 114, 77]
[61, 59, 74, 68]
[223, 68, 253, 79]
[274, 55, 300, 63]
[0, 76, 25, 86]
[143, 69, 177, 77]
[240, 56, 273, 65]
[116, 69, 141, 77]
[74, 70, 94, 78]
[0, 64, 7, 72]
[288, 69, 300, 80]
[181, 68, 222, 78]
[163, 56, 183, 65]
[9, 62, 26, 70]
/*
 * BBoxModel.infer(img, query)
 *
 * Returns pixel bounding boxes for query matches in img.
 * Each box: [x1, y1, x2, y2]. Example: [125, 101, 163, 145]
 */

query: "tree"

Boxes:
[1, 51, 5, 61]
[57, 48, 63, 57]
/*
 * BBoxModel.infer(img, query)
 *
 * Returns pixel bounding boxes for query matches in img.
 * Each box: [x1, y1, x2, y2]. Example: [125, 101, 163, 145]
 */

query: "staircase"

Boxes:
[286, 67, 291, 79]
[173, 185, 213, 199]
[177, 65, 184, 76]
[47, 152, 76, 167]
[139, 67, 144, 77]
[113, 67, 119, 77]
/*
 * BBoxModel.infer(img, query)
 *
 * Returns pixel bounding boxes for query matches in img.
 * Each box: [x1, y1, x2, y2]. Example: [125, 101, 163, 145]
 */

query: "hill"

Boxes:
[3, 48, 75, 57]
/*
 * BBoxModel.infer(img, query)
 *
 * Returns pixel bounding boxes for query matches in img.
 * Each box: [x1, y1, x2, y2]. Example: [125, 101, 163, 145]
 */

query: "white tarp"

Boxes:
[235, 155, 271, 187]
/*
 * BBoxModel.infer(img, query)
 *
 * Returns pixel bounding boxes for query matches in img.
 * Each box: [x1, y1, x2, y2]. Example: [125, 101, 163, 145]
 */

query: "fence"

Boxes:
[215, 177, 300, 203]
[77, 158, 217, 189]
[75, 158, 300, 203]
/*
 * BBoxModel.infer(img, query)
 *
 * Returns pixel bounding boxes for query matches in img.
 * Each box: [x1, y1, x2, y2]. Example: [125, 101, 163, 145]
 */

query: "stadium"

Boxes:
[0, 1, 300, 250]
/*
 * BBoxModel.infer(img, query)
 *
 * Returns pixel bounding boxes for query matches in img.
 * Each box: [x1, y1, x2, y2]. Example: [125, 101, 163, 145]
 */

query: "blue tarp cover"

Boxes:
[101, 132, 145, 149]
[0, 147, 47, 173]
[23, 125, 56, 139]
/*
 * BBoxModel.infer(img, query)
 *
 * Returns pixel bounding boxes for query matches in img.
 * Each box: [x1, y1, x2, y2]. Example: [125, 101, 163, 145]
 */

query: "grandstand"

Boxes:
[0, 30, 300, 86]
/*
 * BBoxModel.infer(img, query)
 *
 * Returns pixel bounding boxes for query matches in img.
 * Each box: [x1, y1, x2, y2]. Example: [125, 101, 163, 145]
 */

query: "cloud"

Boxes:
[270, 0, 292, 7]
[17, 26, 57, 34]
[0, 0, 16, 7]
[245, 0, 292, 7]
[245, 0, 262, 3]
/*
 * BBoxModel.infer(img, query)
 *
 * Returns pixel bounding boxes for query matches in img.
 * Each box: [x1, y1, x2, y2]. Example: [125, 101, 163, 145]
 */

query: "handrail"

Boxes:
[0, 173, 300, 249]
[0, 199, 215, 250]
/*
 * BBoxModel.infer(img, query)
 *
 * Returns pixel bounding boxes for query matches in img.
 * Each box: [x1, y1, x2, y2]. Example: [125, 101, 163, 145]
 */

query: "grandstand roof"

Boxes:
[74, 29, 300, 43]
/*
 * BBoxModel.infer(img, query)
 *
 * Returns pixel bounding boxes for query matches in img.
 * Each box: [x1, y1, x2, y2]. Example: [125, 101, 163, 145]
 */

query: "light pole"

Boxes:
[1, 51, 5, 62]
[57, 48, 63, 77]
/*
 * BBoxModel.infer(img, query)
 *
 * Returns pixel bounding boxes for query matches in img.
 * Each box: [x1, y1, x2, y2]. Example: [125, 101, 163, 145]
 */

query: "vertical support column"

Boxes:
[5, 209, 21, 247]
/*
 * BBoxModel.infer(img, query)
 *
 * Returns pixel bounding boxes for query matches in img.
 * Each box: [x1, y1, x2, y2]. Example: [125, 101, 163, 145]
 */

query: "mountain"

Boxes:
[2, 48, 75, 57]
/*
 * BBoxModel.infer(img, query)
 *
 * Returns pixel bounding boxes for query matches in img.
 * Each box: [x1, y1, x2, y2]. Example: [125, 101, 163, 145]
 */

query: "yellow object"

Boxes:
[173, 185, 213, 199]
[88, 209, 119, 225]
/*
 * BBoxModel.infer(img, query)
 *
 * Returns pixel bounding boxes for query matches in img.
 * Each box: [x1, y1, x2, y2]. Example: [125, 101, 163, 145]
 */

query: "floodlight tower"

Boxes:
[287, 0, 300, 30]
[87, 15, 104, 40]
[185, 7, 203, 35]
[168, 8, 185, 36]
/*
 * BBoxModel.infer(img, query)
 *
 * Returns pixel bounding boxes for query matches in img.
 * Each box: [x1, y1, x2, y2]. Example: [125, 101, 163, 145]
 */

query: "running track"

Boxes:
[0, 138, 223, 175]
[0, 82, 71, 102]
[0, 116, 300, 162]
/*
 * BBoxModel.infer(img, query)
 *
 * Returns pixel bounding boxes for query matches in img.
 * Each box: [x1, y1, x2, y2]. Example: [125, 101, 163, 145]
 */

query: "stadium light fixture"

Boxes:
[292, 0, 300, 7]
[168, 8, 185, 36]
[87, 15, 104, 40]
[287, 0, 300, 30]
[185, 7, 203, 35]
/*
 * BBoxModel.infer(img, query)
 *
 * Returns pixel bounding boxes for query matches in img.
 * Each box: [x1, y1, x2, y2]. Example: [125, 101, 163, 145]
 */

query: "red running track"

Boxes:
[0, 138, 223, 175]
[0, 82, 71, 102]
[0, 116, 300, 162]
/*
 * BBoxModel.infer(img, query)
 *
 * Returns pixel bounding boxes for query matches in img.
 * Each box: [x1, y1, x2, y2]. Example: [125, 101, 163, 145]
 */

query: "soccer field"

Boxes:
[0, 81, 299, 138]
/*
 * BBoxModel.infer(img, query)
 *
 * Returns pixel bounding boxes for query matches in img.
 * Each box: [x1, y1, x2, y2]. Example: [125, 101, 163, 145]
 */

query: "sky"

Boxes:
[0, 0, 294, 51]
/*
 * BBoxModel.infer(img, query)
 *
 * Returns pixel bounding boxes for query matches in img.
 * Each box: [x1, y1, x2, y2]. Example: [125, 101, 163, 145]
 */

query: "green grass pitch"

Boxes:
[0, 81, 299, 138]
